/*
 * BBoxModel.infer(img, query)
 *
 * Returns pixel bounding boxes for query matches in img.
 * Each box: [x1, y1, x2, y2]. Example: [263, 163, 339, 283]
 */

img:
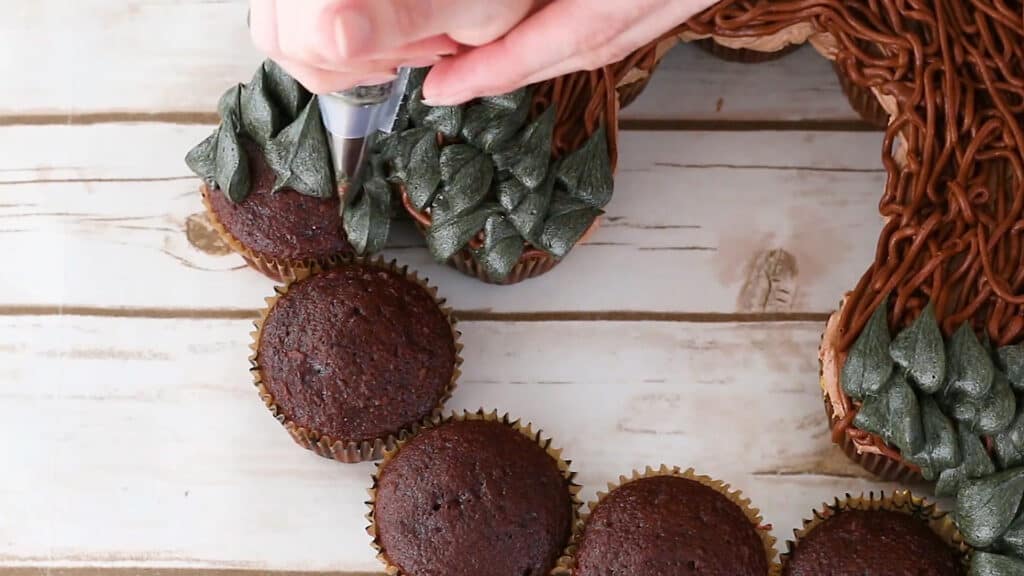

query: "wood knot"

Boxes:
[185, 212, 231, 256]
[738, 248, 799, 312]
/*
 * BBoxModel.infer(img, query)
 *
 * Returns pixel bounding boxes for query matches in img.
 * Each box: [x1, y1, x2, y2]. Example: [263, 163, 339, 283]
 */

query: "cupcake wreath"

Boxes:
[181, 0, 1024, 573]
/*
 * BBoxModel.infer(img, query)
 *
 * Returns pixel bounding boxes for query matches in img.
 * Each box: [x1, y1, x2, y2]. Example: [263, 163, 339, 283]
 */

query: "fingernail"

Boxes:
[399, 56, 442, 69]
[334, 10, 373, 57]
[423, 92, 467, 106]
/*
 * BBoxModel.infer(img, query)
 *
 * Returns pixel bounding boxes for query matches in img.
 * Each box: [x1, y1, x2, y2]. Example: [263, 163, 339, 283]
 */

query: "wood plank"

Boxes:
[1, 2, 854, 123]
[0, 125, 885, 315]
[0, 315, 905, 572]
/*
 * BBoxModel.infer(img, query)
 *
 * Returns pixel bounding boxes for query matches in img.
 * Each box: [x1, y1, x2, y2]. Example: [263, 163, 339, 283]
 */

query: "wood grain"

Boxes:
[0, 125, 884, 315]
[0, 315, 902, 573]
[0, 2, 856, 124]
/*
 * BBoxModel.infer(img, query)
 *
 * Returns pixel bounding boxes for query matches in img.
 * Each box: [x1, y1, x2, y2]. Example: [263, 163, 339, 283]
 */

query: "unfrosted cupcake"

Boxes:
[782, 492, 966, 575]
[251, 258, 460, 462]
[368, 411, 579, 576]
[565, 466, 775, 576]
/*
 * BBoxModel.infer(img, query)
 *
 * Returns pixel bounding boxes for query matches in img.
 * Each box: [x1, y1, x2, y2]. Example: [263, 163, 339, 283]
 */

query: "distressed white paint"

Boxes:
[0, 2, 854, 123]
[0, 126, 885, 314]
[0, 316, 899, 572]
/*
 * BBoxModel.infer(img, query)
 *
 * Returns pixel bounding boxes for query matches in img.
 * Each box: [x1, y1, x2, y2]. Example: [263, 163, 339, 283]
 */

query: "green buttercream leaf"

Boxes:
[497, 177, 530, 212]
[403, 131, 441, 211]
[265, 98, 334, 198]
[998, 344, 1024, 392]
[977, 371, 1017, 436]
[841, 303, 894, 399]
[185, 129, 218, 182]
[472, 214, 524, 282]
[460, 88, 531, 152]
[995, 398, 1024, 469]
[889, 303, 945, 393]
[556, 125, 614, 208]
[425, 199, 499, 262]
[853, 371, 924, 456]
[438, 144, 494, 215]
[343, 176, 391, 255]
[971, 552, 1024, 576]
[261, 59, 310, 118]
[407, 67, 429, 94]
[386, 127, 434, 176]
[946, 323, 995, 400]
[937, 431, 996, 497]
[507, 171, 555, 244]
[493, 105, 556, 189]
[996, 511, 1024, 560]
[217, 84, 243, 124]
[956, 467, 1024, 548]
[240, 65, 284, 146]
[909, 394, 961, 481]
[537, 191, 601, 258]
[407, 87, 462, 138]
[214, 116, 250, 203]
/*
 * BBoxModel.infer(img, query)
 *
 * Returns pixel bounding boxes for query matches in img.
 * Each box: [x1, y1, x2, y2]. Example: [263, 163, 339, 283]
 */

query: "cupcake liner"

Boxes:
[832, 62, 890, 127]
[249, 256, 463, 463]
[200, 182, 346, 282]
[555, 465, 778, 576]
[781, 491, 970, 573]
[366, 409, 583, 576]
[818, 301, 925, 483]
[695, 37, 801, 63]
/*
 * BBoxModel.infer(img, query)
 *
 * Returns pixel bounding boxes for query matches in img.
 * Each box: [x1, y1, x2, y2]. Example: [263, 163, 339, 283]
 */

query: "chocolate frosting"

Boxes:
[373, 419, 573, 576]
[573, 476, 769, 576]
[782, 509, 962, 576]
[257, 265, 455, 443]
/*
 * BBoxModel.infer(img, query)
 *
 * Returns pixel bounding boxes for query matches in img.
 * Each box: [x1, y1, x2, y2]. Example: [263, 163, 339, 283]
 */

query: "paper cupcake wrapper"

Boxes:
[366, 409, 583, 576]
[555, 465, 779, 576]
[200, 183, 348, 282]
[832, 62, 890, 128]
[249, 256, 463, 463]
[781, 491, 969, 573]
[818, 300, 924, 483]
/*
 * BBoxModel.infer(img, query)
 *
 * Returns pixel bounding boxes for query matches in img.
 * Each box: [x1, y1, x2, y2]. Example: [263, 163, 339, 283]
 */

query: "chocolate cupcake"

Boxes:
[251, 258, 460, 462]
[782, 492, 967, 576]
[564, 466, 775, 576]
[368, 411, 580, 576]
[187, 60, 352, 281]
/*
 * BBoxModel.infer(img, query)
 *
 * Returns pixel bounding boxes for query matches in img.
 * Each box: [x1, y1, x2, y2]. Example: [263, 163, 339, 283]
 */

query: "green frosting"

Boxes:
[371, 67, 614, 280]
[972, 551, 1024, 576]
[185, 60, 333, 203]
[841, 303, 895, 398]
[957, 468, 1024, 548]
[843, 303, 1024, 568]
[890, 302, 945, 393]
[998, 343, 1024, 392]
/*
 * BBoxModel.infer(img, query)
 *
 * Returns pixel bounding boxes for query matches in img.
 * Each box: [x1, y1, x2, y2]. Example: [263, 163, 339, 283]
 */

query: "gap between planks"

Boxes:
[39, 567, 889, 576]
[0, 111, 877, 133]
[0, 304, 828, 323]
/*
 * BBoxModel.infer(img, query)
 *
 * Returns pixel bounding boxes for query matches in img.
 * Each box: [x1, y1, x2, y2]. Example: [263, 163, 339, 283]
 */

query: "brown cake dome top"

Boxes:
[571, 470, 772, 576]
[254, 261, 458, 455]
[783, 508, 962, 576]
[370, 414, 577, 576]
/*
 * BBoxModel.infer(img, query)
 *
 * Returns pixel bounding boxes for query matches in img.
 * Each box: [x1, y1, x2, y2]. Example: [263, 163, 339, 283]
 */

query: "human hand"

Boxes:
[249, 0, 719, 103]
[248, 0, 539, 94]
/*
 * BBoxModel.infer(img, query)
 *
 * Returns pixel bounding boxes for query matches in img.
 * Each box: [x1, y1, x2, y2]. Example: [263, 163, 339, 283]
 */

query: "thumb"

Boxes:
[335, 0, 541, 56]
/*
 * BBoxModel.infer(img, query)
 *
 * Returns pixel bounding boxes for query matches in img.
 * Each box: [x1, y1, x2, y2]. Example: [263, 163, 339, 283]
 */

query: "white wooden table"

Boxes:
[1, 2, 903, 574]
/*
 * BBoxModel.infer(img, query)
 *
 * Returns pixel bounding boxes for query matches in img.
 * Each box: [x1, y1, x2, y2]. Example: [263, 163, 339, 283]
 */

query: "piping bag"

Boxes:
[318, 69, 411, 195]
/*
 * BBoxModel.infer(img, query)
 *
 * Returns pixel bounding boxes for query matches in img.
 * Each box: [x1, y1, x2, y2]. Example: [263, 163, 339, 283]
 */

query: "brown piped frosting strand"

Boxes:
[679, 1, 1024, 348]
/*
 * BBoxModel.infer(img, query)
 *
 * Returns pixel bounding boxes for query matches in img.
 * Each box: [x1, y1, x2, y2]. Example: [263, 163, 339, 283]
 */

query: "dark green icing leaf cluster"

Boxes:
[843, 302, 1024, 569]
[185, 60, 334, 202]
[372, 69, 613, 280]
